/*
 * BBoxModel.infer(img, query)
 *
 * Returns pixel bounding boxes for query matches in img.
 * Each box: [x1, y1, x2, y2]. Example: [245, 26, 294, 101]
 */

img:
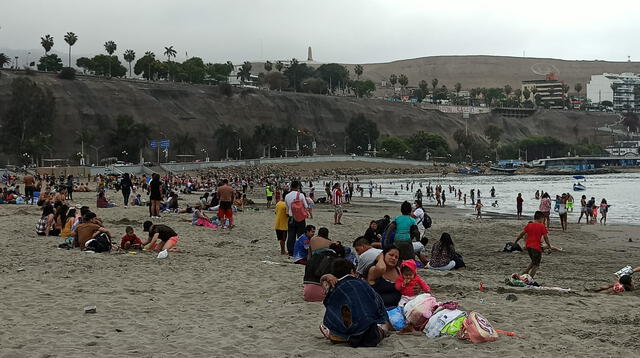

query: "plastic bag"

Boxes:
[387, 306, 407, 331]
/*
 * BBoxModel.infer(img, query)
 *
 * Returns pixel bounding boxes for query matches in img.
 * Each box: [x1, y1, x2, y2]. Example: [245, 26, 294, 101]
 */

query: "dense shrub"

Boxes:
[58, 67, 76, 80]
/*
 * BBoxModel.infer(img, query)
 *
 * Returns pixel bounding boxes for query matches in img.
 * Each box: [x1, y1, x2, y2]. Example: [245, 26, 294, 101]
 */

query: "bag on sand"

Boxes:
[503, 242, 523, 252]
[422, 213, 432, 229]
[85, 233, 112, 253]
[403, 293, 438, 329]
[291, 192, 308, 222]
[387, 306, 407, 331]
[424, 309, 466, 338]
[457, 311, 499, 344]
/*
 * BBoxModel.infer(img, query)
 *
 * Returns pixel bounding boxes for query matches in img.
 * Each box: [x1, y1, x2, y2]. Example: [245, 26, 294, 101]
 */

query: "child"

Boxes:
[513, 211, 552, 278]
[120, 226, 143, 250]
[475, 199, 483, 219]
[599, 198, 610, 225]
[394, 260, 430, 306]
[591, 204, 598, 224]
[595, 275, 633, 294]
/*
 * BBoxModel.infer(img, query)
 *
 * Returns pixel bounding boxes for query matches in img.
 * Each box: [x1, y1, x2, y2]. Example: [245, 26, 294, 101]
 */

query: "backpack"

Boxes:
[422, 214, 432, 229]
[291, 192, 308, 222]
[424, 309, 466, 338]
[503, 242, 523, 252]
[457, 311, 499, 344]
[381, 222, 396, 250]
[85, 232, 112, 253]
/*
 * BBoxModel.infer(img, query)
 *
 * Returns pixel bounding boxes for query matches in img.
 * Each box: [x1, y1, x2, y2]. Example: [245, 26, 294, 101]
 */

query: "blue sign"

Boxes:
[150, 140, 158, 149]
[160, 139, 170, 149]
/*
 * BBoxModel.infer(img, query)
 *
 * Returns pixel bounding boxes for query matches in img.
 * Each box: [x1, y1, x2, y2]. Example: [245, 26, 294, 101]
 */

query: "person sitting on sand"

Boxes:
[141, 221, 179, 252]
[120, 226, 143, 250]
[353, 237, 382, 277]
[36, 204, 58, 236]
[72, 212, 111, 250]
[428, 233, 463, 271]
[309, 227, 332, 254]
[303, 242, 346, 302]
[363, 221, 382, 247]
[192, 204, 216, 228]
[595, 275, 634, 294]
[367, 246, 403, 308]
[96, 191, 116, 208]
[292, 225, 316, 265]
[395, 259, 430, 307]
[319, 259, 390, 347]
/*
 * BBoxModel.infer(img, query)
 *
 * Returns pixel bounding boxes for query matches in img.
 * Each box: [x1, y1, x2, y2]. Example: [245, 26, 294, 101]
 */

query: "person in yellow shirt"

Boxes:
[274, 199, 289, 255]
[265, 184, 274, 209]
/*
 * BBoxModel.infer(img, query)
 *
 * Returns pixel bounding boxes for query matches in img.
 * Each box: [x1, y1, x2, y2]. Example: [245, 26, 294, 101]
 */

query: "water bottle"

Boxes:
[615, 266, 633, 278]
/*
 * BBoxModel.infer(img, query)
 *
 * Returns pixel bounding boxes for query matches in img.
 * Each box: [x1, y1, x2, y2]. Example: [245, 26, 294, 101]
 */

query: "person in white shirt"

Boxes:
[412, 200, 426, 237]
[284, 180, 309, 256]
[353, 237, 382, 277]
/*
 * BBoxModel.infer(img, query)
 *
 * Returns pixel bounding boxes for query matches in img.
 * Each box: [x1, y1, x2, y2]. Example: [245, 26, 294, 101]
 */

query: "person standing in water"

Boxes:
[516, 193, 524, 219]
[577, 195, 588, 223]
[490, 186, 495, 198]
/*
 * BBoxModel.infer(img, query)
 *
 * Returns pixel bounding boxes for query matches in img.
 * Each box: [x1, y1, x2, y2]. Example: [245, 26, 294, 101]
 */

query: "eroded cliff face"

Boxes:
[0, 71, 616, 160]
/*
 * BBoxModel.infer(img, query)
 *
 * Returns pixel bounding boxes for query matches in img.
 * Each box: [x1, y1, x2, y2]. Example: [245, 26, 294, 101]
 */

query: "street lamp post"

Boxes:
[89, 145, 103, 166]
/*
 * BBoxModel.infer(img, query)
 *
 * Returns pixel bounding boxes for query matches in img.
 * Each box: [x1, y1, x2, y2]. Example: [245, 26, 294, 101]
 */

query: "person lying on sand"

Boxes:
[594, 275, 634, 294]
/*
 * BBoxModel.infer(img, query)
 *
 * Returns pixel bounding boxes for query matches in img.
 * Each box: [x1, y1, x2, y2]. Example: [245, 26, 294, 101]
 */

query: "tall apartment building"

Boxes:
[586, 72, 640, 112]
[521, 77, 565, 109]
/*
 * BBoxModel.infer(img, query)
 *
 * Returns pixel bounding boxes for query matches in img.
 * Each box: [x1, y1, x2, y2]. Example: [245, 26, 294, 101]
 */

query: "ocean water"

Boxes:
[366, 173, 640, 225]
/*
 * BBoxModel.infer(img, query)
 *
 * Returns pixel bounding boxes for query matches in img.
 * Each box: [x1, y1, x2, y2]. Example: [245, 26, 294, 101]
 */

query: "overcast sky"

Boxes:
[1, 0, 638, 64]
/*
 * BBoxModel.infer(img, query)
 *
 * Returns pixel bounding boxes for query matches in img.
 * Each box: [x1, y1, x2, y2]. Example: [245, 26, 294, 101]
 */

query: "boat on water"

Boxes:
[573, 183, 586, 191]
[572, 175, 586, 191]
[490, 160, 524, 174]
[458, 167, 483, 175]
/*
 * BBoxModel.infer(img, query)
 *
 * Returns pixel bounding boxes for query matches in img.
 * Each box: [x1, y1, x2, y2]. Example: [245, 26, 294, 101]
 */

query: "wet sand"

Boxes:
[1, 190, 639, 357]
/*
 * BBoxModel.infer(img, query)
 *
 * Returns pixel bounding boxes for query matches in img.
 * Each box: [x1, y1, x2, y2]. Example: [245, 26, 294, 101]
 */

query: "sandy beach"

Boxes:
[1, 189, 639, 358]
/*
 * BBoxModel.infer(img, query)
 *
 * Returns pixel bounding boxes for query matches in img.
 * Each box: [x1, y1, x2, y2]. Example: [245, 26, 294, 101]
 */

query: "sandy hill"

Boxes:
[256, 55, 640, 92]
[0, 70, 618, 161]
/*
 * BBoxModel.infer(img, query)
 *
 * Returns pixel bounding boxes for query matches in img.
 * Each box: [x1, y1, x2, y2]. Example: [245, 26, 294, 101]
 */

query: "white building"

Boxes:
[587, 73, 640, 111]
[604, 141, 640, 156]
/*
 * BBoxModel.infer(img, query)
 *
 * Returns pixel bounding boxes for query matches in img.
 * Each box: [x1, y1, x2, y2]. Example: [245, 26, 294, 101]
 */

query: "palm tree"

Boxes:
[398, 74, 408, 89]
[389, 74, 397, 87]
[173, 132, 196, 155]
[41, 34, 54, 55]
[164, 46, 177, 62]
[455, 82, 462, 99]
[504, 84, 512, 97]
[574, 83, 583, 98]
[0, 53, 10, 68]
[354, 64, 364, 80]
[123, 49, 135, 77]
[264, 61, 273, 72]
[236, 61, 252, 84]
[63, 32, 78, 68]
[104, 40, 117, 77]
[275, 60, 284, 72]
[164, 46, 177, 80]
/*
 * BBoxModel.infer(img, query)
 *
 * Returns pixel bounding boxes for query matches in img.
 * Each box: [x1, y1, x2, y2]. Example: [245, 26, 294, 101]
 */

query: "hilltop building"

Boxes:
[521, 74, 565, 109]
[586, 73, 640, 112]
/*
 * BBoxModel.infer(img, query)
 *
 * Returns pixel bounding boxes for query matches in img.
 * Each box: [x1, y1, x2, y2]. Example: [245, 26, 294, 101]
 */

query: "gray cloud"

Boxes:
[1, 0, 638, 64]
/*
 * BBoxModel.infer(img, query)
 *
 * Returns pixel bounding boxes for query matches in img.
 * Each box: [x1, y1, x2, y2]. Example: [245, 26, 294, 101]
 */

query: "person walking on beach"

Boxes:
[578, 195, 588, 223]
[331, 182, 344, 225]
[265, 184, 274, 209]
[120, 173, 132, 208]
[475, 199, 483, 219]
[23, 173, 36, 204]
[599, 198, 610, 225]
[516, 193, 524, 219]
[558, 193, 568, 232]
[586, 197, 596, 224]
[513, 211, 553, 278]
[539, 193, 552, 229]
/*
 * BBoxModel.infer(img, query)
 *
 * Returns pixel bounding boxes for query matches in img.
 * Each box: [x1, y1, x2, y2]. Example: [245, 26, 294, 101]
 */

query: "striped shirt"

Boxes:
[331, 188, 343, 205]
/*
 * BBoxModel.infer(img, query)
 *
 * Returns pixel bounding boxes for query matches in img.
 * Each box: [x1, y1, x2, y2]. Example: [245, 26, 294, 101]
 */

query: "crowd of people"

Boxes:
[1, 168, 636, 348]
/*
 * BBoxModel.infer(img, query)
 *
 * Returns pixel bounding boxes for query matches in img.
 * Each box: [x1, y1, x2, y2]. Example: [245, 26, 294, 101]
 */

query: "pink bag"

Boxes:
[403, 293, 438, 330]
[291, 192, 308, 222]
[457, 311, 498, 344]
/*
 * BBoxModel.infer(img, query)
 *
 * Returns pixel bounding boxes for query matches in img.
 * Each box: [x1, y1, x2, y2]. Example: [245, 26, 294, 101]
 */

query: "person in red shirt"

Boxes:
[120, 226, 143, 250]
[513, 211, 552, 278]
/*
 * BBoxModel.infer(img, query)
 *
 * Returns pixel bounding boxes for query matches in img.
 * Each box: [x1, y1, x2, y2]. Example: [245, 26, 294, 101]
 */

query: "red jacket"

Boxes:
[395, 260, 430, 296]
